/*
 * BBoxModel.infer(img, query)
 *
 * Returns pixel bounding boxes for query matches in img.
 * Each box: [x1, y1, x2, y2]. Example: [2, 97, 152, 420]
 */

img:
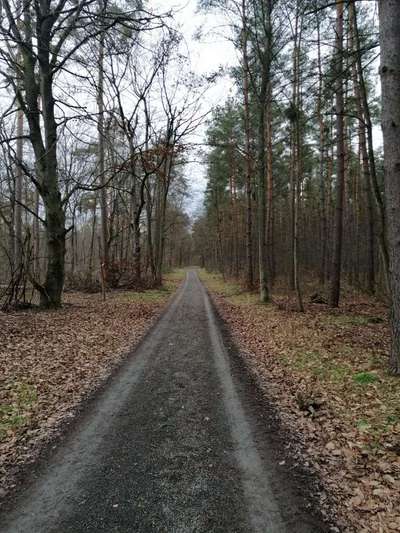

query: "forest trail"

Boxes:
[0, 272, 325, 533]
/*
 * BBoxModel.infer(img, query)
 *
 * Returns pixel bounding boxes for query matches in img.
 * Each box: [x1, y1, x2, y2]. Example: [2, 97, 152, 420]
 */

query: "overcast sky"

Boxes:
[150, 0, 238, 217]
[149, 1, 383, 219]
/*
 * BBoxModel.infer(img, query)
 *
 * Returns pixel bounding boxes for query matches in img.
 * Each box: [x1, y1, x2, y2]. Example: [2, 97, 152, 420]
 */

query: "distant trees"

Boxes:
[195, 0, 400, 373]
[1, 0, 398, 375]
[0, 0, 148, 306]
[195, 1, 386, 303]
[0, 0, 199, 308]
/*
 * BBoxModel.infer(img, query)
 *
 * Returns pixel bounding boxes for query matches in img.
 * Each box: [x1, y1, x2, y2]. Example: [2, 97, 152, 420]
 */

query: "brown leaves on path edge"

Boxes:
[0, 278, 180, 502]
[204, 276, 399, 533]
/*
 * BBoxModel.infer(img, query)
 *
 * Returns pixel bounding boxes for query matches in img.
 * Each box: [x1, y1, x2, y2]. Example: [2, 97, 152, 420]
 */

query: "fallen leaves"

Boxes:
[0, 285, 176, 501]
[203, 272, 400, 533]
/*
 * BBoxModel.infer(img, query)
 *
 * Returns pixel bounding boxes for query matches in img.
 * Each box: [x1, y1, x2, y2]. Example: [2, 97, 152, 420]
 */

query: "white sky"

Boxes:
[151, 0, 238, 216]
[151, 1, 383, 218]
[1, 1, 382, 217]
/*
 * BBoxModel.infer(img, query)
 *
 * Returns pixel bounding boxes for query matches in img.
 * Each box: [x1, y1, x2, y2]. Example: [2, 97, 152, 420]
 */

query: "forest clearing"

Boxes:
[1, 0, 400, 531]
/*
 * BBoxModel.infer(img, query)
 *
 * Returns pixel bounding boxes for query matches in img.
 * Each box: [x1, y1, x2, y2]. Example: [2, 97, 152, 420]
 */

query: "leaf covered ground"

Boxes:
[201, 271, 400, 533]
[0, 271, 183, 501]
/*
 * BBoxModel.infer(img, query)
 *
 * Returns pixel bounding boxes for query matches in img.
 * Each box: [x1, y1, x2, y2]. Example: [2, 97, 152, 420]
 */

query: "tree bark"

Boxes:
[378, 0, 400, 374]
[291, 6, 304, 312]
[349, 3, 375, 294]
[316, 15, 327, 286]
[266, 89, 275, 282]
[145, 178, 156, 281]
[97, 1, 109, 283]
[241, 0, 254, 290]
[36, 36, 66, 307]
[33, 188, 40, 278]
[329, 0, 345, 308]
[351, 1, 389, 289]
[14, 108, 24, 272]
[256, 0, 272, 304]
[11, 4, 67, 307]
[257, 94, 269, 303]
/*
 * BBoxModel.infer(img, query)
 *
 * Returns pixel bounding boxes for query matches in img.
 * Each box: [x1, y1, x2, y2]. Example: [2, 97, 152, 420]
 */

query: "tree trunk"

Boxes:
[295, 63, 304, 310]
[97, 1, 109, 283]
[266, 90, 275, 282]
[257, 96, 269, 303]
[35, 51, 66, 307]
[14, 108, 24, 272]
[316, 15, 327, 286]
[33, 188, 40, 277]
[329, 0, 345, 308]
[291, 7, 304, 312]
[133, 206, 142, 283]
[352, 1, 389, 288]
[88, 197, 97, 282]
[145, 179, 156, 282]
[256, 0, 272, 304]
[350, 3, 375, 294]
[241, 0, 254, 290]
[40, 181, 66, 308]
[378, 0, 400, 375]
[154, 174, 163, 286]
[154, 148, 173, 287]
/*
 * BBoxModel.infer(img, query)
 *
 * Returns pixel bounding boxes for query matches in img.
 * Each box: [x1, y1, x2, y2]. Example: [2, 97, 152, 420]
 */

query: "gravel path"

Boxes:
[0, 271, 326, 533]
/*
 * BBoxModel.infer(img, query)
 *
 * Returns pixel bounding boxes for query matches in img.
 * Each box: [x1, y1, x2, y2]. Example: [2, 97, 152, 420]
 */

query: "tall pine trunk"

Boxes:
[329, 0, 345, 308]
[316, 15, 327, 286]
[351, 0, 388, 292]
[257, 93, 269, 303]
[256, 0, 272, 304]
[379, 0, 400, 375]
[241, 0, 254, 289]
[266, 90, 275, 282]
[349, 3, 375, 294]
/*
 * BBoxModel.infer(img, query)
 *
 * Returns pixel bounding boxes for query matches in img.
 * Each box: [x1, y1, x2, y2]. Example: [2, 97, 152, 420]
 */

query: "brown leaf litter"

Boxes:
[0, 276, 181, 502]
[202, 271, 400, 533]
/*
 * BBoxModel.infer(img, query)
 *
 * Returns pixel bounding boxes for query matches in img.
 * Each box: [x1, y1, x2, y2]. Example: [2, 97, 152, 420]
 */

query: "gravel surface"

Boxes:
[0, 271, 327, 533]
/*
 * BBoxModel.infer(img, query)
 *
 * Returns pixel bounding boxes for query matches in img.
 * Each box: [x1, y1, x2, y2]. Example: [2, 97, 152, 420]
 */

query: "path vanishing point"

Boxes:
[0, 271, 327, 533]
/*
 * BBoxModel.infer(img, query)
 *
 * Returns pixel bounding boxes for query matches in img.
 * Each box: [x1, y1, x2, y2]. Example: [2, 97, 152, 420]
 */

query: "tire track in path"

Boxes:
[0, 271, 326, 533]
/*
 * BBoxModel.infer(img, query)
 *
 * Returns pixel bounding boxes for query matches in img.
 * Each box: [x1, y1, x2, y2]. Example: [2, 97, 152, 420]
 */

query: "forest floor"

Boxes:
[0, 270, 184, 501]
[0, 270, 328, 533]
[201, 271, 400, 533]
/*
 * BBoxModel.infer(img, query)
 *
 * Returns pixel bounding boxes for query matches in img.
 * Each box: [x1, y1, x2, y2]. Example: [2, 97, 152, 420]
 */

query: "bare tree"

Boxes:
[0, 0, 161, 306]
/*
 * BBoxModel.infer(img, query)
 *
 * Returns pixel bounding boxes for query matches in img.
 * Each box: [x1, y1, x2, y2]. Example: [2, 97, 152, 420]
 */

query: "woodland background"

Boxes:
[1, 2, 400, 530]
[0, 1, 398, 364]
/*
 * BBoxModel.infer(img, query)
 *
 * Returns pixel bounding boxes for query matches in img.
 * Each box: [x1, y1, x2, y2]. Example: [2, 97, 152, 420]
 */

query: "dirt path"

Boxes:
[0, 272, 327, 533]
